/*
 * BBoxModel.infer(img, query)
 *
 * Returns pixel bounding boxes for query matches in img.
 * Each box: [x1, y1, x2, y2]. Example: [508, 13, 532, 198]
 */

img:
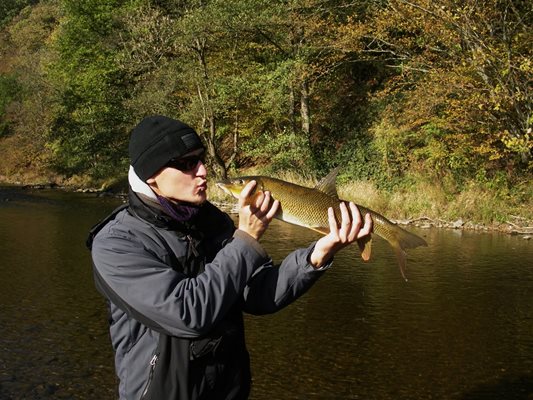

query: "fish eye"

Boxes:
[237, 179, 245, 185]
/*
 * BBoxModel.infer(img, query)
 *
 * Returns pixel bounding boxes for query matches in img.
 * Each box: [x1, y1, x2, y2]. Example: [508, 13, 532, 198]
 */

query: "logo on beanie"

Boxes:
[182, 133, 201, 150]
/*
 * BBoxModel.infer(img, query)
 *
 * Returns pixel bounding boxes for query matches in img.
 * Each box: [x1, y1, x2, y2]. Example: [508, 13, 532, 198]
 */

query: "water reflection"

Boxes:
[0, 188, 119, 399]
[0, 187, 531, 399]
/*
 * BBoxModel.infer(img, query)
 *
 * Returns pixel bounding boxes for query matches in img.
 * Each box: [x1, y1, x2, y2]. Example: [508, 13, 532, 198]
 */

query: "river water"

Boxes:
[0, 186, 531, 399]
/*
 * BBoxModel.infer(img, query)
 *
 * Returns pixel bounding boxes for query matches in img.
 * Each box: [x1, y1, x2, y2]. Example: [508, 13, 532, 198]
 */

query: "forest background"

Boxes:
[0, 0, 531, 228]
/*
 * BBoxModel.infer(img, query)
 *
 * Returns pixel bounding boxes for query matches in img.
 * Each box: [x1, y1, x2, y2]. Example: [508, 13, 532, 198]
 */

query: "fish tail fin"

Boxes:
[357, 235, 372, 261]
[389, 226, 426, 281]
[392, 241, 408, 281]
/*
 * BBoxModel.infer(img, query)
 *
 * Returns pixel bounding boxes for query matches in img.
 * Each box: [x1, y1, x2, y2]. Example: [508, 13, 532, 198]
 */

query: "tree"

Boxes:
[355, 0, 532, 180]
[0, 0, 38, 27]
[118, 0, 258, 178]
[47, 0, 130, 178]
[0, 1, 60, 178]
[0, 74, 19, 136]
[221, 0, 379, 173]
[115, 0, 385, 176]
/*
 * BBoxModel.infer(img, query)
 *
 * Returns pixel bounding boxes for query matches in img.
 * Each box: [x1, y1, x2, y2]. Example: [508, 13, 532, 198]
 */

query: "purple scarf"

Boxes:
[156, 194, 201, 222]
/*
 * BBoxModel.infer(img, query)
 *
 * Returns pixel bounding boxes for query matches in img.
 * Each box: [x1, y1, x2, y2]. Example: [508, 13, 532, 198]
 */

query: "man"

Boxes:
[87, 115, 372, 400]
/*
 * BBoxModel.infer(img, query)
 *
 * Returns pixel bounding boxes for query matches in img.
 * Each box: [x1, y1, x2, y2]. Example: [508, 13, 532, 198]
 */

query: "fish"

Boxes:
[216, 168, 427, 280]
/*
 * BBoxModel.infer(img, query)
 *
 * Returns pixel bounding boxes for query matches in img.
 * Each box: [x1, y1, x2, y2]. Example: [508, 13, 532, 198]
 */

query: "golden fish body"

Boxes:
[217, 171, 427, 279]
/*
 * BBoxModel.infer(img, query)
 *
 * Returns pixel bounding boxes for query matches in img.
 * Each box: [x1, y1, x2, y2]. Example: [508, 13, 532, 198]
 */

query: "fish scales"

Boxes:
[262, 177, 334, 229]
[260, 177, 400, 241]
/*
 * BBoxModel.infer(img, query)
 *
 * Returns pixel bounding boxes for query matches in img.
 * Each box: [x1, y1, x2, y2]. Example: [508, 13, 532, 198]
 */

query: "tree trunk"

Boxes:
[289, 85, 297, 134]
[193, 38, 229, 178]
[300, 79, 310, 138]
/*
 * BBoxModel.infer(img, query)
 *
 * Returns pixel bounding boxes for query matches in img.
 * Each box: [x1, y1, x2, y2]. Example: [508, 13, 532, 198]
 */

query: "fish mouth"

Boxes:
[216, 182, 238, 198]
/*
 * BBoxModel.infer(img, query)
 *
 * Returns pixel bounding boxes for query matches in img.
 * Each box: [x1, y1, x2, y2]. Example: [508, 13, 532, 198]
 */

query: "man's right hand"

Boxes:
[237, 180, 280, 241]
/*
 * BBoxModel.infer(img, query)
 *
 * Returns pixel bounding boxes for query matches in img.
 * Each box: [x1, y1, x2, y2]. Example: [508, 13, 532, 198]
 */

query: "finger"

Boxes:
[347, 202, 362, 241]
[338, 202, 350, 242]
[327, 207, 338, 238]
[258, 191, 272, 214]
[356, 213, 373, 239]
[252, 190, 265, 211]
[265, 199, 280, 220]
[239, 180, 257, 207]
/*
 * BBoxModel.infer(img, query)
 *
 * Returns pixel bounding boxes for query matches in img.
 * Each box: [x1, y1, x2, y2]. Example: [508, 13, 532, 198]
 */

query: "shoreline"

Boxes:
[393, 216, 532, 237]
[1, 181, 532, 238]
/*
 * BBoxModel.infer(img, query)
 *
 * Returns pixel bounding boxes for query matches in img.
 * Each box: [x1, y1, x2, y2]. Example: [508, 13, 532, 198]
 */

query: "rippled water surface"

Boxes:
[0, 187, 532, 399]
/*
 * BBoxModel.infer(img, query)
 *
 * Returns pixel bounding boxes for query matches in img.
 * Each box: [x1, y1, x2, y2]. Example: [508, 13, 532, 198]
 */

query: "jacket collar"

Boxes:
[128, 189, 192, 232]
[128, 165, 158, 200]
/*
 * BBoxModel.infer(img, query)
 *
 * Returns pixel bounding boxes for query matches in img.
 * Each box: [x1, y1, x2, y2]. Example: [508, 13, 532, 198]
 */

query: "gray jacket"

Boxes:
[88, 191, 327, 400]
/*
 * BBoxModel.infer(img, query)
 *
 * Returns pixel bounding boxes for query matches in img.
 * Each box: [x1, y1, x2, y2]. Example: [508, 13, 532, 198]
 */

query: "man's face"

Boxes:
[147, 150, 208, 205]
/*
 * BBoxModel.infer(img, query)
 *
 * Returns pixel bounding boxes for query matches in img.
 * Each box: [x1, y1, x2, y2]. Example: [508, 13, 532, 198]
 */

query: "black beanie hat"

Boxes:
[129, 115, 205, 181]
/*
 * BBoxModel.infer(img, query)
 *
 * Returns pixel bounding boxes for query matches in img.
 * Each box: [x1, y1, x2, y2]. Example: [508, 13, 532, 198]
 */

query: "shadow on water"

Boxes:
[461, 375, 533, 400]
[0, 186, 56, 203]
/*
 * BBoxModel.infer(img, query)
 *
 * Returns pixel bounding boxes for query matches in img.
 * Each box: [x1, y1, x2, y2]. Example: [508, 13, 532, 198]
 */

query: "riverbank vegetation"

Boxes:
[0, 0, 531, 228]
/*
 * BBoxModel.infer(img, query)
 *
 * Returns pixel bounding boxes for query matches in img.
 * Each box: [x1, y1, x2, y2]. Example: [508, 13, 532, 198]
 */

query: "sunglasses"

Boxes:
[166, 154, 205, 171]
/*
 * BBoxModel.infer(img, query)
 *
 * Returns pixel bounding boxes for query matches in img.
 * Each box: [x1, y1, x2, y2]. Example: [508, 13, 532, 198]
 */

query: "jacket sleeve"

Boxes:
[242, 242, 331, 315]
[91, 225, 270, 339]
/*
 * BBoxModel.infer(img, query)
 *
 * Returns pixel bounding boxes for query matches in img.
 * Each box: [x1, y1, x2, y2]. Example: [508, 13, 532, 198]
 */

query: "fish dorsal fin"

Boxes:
[314, 167, 340, 198]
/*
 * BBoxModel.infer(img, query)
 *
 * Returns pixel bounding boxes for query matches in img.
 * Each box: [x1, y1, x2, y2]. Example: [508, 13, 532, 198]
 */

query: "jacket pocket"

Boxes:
[189, 337, 222, 360]
[139, 353, 158, 400]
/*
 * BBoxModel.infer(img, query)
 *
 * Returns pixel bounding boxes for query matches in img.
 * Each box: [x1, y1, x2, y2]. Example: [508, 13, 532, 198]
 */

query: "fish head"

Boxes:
[216, 176, 265, 199]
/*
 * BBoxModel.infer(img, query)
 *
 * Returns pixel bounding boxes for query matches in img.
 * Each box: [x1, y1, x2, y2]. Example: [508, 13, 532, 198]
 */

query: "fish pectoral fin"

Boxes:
[242, 190, 264, 206]
[357, 235, 372, 261]
[310, 226, 330, 235]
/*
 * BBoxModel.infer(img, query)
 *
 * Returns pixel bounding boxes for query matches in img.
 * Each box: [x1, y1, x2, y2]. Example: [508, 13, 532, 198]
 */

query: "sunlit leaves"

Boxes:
[362, 0, 532, 180]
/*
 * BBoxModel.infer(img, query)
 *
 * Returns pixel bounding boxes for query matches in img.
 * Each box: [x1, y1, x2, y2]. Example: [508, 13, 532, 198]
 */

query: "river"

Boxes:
[0, 186, 531, 399]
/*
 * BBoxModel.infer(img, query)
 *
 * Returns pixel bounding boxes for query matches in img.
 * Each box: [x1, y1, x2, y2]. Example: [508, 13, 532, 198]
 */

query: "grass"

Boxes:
[341, 178, 533, 227]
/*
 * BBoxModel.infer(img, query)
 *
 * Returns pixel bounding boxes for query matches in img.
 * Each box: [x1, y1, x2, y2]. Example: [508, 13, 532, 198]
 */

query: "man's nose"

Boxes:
[197, 160, 207, 176]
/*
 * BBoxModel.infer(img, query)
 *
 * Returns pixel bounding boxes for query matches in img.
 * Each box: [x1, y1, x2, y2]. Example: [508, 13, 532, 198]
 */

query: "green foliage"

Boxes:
[243, 130, 313, 174]
[363, 0, 532, 177]
[0, 74, 19, 136]
[336, 139, 384, 186]
[0, 0, 37, 27]
[47, 0, 131, 177]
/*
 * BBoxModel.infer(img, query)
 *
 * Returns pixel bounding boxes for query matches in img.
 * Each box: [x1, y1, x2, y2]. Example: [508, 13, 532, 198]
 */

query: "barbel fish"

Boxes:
[217, 169, 427, 280]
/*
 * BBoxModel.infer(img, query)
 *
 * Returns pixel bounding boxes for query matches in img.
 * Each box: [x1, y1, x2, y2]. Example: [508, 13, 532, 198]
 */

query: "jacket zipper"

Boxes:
[186, 234, 199, 258]
[140, 353, 159, 400]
